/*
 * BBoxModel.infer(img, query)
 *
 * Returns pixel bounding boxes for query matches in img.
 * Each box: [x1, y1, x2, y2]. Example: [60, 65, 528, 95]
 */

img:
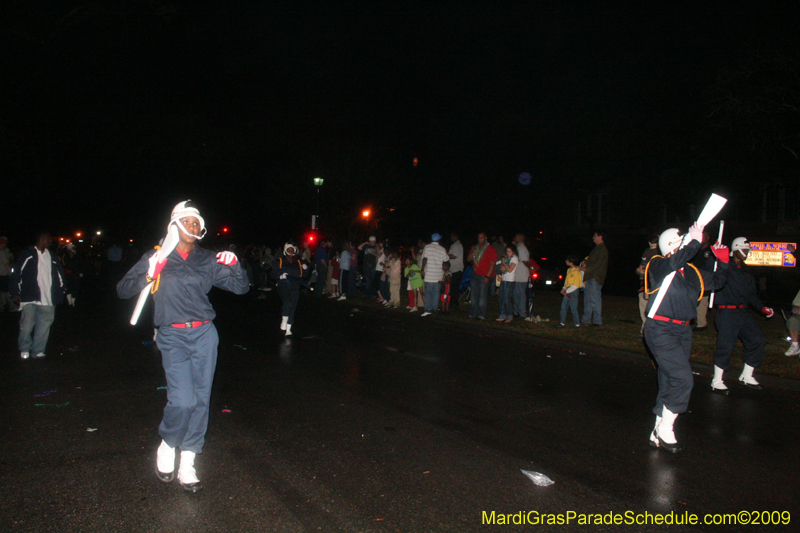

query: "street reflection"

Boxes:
[278, 338, 293, 362]
[646, 451, 679, 510]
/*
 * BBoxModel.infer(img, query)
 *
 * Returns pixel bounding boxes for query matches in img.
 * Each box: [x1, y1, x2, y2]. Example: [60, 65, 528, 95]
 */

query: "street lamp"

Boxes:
[313, 177, 324, 229]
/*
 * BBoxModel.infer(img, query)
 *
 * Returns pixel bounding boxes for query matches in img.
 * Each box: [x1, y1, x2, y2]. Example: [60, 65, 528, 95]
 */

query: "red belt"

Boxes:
[652, 315, 690, 326]
[717, 305, 746, 309]
[172, 320, 210, 329]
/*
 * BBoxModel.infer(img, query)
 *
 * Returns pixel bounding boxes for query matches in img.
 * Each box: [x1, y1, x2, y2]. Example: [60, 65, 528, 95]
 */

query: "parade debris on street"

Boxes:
[521, 470, 555, 487]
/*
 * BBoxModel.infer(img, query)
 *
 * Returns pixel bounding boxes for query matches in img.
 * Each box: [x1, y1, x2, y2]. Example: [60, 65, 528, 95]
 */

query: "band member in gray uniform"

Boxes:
[644, 223, 728, 453]
[710, 237, 774, 394]
[117, 201, 249, 492]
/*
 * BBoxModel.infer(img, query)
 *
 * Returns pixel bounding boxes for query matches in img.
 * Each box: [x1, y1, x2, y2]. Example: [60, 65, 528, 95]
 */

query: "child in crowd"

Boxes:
[556, 255, 583, 328]
[388, 252, 402, 308]
[405, 257, 424, 312]
[439, 261, 452, 314]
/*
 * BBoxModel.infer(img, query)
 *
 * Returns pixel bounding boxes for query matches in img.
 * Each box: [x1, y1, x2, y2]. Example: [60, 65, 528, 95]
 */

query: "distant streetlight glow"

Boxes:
[313, 177, 324, 230]
[362, 209, 371, 219]
[75, 231, 82, 238]
[96, 231, 102, 236]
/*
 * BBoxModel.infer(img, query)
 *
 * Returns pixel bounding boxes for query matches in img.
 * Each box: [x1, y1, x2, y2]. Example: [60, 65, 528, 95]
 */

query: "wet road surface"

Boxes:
[2, 288, 799, 532]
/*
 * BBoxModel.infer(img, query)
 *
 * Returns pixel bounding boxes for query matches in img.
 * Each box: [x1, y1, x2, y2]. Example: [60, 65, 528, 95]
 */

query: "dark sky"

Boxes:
[3, 1, 799, 245]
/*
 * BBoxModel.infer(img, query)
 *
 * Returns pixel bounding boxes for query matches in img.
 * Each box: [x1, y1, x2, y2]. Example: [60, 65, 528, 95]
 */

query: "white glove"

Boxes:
[148, 253, 167, 279]
[216, 251, 238, 265]
[301, 264, 308, 270]
[280, 273, 288, 280]
[688, 222, 704, 244]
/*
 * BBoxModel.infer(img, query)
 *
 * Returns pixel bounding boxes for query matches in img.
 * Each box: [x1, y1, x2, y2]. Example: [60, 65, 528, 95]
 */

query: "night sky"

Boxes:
[4, 1, 799, 246]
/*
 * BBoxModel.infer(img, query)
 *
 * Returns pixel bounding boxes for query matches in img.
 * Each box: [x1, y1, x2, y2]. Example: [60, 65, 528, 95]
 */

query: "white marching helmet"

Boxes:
[170, 200, 206, 240]
[659, 228, 684, 255]
[284, 242, 298, 256]
[731, 236, 751, 257]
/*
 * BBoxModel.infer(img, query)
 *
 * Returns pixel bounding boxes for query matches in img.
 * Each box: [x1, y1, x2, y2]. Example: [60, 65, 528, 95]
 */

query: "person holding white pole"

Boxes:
[117, 201, 249, 492]
[643, 223, 729, 453]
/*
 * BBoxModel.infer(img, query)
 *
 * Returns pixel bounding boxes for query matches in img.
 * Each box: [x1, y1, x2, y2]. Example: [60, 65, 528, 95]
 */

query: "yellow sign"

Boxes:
[745, 242, 796, 267]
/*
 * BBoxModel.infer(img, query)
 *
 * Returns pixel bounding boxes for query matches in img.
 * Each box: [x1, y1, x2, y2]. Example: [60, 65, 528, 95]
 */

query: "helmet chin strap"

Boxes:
[170, 219, 207, 240]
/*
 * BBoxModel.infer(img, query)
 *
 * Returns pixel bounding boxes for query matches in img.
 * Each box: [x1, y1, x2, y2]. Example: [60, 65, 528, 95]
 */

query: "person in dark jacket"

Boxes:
[10, 232, 67, 359]
[710, 237, 774, 394]
[117, 201, 249, 492]
[644, 224, 728, 453]
[271, 242, 308, 336]
[61, 242, 85, 308]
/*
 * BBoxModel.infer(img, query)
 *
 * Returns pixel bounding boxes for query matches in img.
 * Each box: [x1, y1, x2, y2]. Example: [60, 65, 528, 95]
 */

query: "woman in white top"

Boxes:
[496, 245, 518, 323]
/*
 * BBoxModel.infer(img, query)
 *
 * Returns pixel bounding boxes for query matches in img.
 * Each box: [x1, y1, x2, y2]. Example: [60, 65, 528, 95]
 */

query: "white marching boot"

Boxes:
[738, 363, 764, 390]
[280, 316, 288, 331]
[155, 440, 175, 483]
[285, 324, 293, 337]
[649, 415, 661, 448]
[711, 366, 729, 395]
[785, 342, 800, 357]
[177, 450, 202, 492]
[656, 407, 683, 453]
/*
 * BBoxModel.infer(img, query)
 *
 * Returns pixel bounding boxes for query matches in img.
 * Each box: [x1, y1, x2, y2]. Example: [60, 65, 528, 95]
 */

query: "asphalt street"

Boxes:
[2, 286, 799, 532]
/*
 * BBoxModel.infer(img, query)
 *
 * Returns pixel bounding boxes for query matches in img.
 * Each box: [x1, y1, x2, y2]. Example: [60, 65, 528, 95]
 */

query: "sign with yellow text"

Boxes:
[745, 242, 796, 267]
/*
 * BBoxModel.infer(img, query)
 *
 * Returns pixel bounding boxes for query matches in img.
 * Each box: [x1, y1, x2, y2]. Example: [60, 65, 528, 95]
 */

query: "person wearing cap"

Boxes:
[710, 237, 774, 394]
[0, 236, 16, 311]
[643, 224, 729, 453]
[10, 232, 67, 359]
[271, 242, 309, 336]
[420, 233, 449, 316]
[117, 201, 249, 492]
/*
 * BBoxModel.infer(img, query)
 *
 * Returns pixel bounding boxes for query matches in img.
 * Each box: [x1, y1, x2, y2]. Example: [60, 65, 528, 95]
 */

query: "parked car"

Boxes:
[528, 256, 564, 291]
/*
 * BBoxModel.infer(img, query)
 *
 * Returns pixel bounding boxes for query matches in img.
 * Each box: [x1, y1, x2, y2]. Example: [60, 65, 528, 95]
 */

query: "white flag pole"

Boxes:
[708, 220, 724, 309]
[130, 224, 180, 325]
[648, 194, 727, 319]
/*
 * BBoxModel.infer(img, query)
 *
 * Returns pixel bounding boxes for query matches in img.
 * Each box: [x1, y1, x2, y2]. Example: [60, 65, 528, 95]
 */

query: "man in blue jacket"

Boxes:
[10, 232, 67, 360]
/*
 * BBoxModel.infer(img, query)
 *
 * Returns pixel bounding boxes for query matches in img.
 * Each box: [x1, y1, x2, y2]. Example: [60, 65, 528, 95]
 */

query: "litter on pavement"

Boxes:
[521, 469, 555, 486]
[33, 390, 57, 397]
